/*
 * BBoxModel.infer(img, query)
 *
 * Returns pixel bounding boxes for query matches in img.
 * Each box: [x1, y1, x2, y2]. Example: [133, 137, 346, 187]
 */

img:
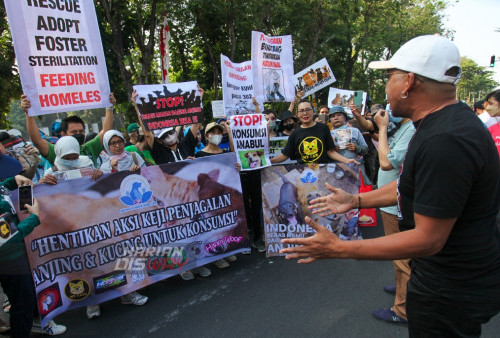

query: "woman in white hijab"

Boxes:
[100, 130, 145, 173]
[40, 136, 102, 183]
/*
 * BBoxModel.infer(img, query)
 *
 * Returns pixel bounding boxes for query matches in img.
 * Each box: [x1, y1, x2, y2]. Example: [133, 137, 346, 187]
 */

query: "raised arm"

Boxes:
[350, 104, 374, 131]
[288, 91, 305, 112]
[99, 92, 117, 143]
[252, 96, 261, 114]
[132, 90, 154, 150]
[22, 95, 49, 158]
[373, 110, 393, 170]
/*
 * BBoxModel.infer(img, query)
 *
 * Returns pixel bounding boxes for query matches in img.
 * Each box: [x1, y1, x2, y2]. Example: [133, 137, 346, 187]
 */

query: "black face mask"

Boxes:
[72, 134, 85, 146]
[283, 123, 294, 131]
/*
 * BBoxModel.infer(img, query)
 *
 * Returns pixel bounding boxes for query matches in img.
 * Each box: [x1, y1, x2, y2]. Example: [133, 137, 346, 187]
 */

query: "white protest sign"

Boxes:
[294, 58, 336, 97]
[221, 55, 261, 116]
[251, 31, 294, 104]
[230, 114, 271, 171]
[4, 0, 110, 116]
[211, 100, 225, 118]
[327, 88, 367, 116]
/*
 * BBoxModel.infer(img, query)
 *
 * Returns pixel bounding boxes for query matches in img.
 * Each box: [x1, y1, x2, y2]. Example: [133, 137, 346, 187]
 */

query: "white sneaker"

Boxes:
[214, 259, 230, 269]
[86, 304, 100, 319]
[42, 320, 66, 335]
[193, 266, 211, 277]
[225, 255, 237, 262]
[242, 249, 251, 255]
[180, 270, 195, 280]
[121, 291, 148, 306]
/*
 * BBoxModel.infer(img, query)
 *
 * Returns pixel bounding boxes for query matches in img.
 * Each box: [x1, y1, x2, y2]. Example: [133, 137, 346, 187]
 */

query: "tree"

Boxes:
[457, 57, 498, 102]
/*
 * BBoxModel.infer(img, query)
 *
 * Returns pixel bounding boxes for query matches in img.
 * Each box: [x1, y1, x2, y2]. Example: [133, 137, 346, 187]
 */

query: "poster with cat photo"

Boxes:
[13, 154, 248, 327]
[327, 88, 367, 116]
[261, 163, 361, 257]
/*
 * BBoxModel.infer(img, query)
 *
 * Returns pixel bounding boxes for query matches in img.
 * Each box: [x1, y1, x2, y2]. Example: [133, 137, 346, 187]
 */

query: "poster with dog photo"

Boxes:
[327, 88, 367, 116]
[12, 153, 248, 327]
[261, 163, 361, 257]
[331, 129, 352, 150]
[251, 31, 295, 103]
[293, 58, 336, 97]
[230, 114, 271, 171]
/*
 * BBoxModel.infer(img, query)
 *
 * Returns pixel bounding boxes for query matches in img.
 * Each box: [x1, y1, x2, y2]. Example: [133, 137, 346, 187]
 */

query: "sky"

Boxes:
[443, 0, 500, 86]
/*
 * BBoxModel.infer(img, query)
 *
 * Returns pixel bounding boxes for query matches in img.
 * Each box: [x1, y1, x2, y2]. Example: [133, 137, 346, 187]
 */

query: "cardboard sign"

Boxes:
[294, 58, 336, 96]
[4, 0, 110, 116]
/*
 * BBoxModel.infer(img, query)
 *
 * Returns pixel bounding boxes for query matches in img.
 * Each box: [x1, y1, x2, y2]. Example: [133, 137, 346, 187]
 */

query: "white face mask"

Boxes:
[161, 132, 178, 146]
[486, 104, 500, 117]
[209, 134, 223, 145]
[59, 158, 80, 169]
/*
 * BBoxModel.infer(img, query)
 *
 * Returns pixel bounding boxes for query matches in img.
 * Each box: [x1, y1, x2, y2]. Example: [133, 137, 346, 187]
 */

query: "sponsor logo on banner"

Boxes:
[146, 248, 189, 275]
[37, 283, 63, 318]
[119, 174, 156, 213]
[64, 279, 90, 301]
[93, 270, 128, 294]
[300, 169, 318, 184]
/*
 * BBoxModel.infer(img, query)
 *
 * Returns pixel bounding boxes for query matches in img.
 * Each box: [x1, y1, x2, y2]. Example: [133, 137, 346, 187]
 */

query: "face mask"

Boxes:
[389, 114, 403, 123]
[72, 134, 85, 146]
[161, 132, 178, 146]
[283, 123, 294, 131]
[209, 135, 222, 145]
[486, 104, 500, 117]
[59, 158, 80, 169]
[269, 120, 276, 128]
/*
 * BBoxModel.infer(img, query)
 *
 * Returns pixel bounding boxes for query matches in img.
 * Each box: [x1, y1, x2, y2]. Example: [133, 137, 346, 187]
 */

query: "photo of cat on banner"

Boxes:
[261, 163, 361, 257]
[327, 87, 367, 116]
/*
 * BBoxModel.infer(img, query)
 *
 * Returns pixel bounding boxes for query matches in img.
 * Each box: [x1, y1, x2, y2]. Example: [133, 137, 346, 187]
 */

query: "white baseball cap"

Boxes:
[154, 127, 174, 139]
[368, 35, 461, 84]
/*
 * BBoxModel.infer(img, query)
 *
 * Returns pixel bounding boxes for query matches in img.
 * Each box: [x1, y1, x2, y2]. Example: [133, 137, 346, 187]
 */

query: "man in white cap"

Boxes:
[280, 35, 500, 336]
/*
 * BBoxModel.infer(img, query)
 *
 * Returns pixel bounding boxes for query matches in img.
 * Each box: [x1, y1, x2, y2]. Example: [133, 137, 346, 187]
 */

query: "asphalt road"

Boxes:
[22, 223, 500, 337]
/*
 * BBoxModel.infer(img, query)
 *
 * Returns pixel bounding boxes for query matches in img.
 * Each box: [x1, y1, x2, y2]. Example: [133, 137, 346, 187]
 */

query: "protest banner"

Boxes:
[221, 55, 261, 116]
[230, 114, 271, 171]
[261, 163, 361, 257]
[4, 0, 110, 116]
[211, 100, 226, 119]
[327, 88, 367, 116]
[268, 137, 297, 165]
[251, 31, 294, 104]
[133, 82, 203, 132]
[293, 58, 336, 97]
[12, 154, 248, 327]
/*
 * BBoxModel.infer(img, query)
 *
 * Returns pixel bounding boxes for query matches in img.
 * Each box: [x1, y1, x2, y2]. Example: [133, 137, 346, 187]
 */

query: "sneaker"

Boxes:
[383, 285, 397, 295]
[86, 304, 100, 319]
[180, 270, 195, 280]
[372, 308, 407, 325]
[214, 259, 230, 269]
[121, 291, 148, 306]
[42, 320, 67, 335]
[193, 266, 212, 277]
[256, 241, 266, 253]
[225, 255, 237, 262]
[241, 249, 252, 255]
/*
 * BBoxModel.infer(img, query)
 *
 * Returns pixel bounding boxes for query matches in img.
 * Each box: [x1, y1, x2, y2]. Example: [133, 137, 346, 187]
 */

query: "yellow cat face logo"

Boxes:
[299, 137, 323, 163]
[302, 139, 318, 155]
[64, 279, 89, 301]
[0, 221, 10, 239]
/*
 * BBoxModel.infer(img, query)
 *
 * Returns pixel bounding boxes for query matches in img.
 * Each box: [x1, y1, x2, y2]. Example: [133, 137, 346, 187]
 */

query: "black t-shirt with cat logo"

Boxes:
[282, 123, 335, 163]
[397, 101, 500, 301]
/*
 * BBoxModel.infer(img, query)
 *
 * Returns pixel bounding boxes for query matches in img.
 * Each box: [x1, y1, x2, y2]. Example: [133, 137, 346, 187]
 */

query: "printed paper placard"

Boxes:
[230, 114, 271, 171]
[4, 0, 110, 116]
[133, 82, 203, 131]
[268, 137, 297, 164]
[211, 100, 226, 119]
[221, 55, 261, 116]
[294, 58, 336, 96]
[12, 154, 248, 327]
[251, 31, 294, 103]
[327, 88, 367, 116]
[261, 163, 361, 257]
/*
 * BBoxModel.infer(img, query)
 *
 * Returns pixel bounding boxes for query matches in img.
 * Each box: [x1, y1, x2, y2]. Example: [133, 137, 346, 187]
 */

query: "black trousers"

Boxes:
[407, 290, 500, 338]
[0, 274, 36, 337]
[240, 170, 263, 243]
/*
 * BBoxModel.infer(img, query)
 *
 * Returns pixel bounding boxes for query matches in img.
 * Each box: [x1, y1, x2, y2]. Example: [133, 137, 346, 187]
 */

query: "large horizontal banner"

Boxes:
[251, 31, 294, 103]
[4, 0, 110, 116]
[221, 55, 261, 117]
[230, 114, 271, 171]
[294, 58, 336, 97]
[13, 154, 248, 327]
[261, 164, 361, 257]
[133, 82, 203, 131]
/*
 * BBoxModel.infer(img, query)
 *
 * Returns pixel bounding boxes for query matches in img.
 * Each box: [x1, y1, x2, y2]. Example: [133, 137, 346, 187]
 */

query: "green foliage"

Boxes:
[457, 57, 498, 102]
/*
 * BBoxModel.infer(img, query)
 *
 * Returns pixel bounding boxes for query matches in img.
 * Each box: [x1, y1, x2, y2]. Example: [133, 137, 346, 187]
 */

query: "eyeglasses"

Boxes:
[382, 71, 408, 82]
[109, 139, 124, 147]
[297, 108, 313, 114]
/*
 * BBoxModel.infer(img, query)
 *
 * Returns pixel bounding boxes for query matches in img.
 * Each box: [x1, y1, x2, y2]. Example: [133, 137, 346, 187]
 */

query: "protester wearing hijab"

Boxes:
[0, 143, 67, 336]
[100, 130, 146, 173]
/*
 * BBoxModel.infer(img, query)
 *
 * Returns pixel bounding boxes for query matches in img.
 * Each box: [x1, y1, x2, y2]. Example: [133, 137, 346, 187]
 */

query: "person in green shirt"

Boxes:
[22, 93, 117, 168]
[124, 124, 156, 166]
[0, 143, 66, 336]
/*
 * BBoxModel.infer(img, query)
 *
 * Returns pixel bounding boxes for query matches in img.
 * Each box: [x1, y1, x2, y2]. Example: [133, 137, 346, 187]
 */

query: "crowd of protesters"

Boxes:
[1, 35, 500, 337]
